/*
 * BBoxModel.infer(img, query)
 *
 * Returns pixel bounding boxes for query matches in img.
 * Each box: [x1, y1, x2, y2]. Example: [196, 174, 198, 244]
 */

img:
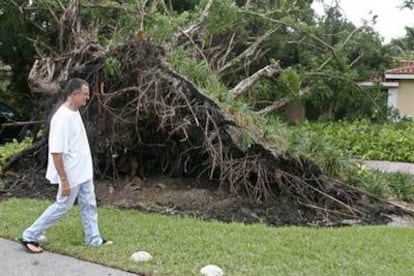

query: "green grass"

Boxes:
[1, 198, 414, 275]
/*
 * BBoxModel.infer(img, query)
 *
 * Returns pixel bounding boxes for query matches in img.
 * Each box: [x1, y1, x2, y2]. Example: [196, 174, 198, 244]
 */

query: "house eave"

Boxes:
[358, 81, 399, 88]
[385, 73, 414, 80]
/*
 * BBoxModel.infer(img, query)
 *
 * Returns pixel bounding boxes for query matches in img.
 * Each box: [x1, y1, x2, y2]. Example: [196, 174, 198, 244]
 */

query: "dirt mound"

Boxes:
[0, 172, 394, 227]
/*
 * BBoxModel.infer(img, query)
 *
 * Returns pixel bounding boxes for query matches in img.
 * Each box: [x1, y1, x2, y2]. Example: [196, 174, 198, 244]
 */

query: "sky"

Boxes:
[312, 0, 414, 43]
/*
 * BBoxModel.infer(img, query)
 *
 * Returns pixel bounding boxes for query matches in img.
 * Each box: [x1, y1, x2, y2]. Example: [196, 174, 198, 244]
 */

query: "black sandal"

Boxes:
[18, 238, 43, 253]
[102, 239, 113, 245]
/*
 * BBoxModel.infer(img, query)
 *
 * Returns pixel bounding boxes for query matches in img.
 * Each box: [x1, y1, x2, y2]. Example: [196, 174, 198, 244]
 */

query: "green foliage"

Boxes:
[170, 48, 265, 131]
[259, 118, 290, 149]
[343, 163, 414, 201]
[0, 138, 31, 171]
[0, 0, 395, 122]
[246, 68, 301, 104]
[386, 172, 414, 201]
[103, 57, 121, 78]
[81, 1, 194, 46]
[292, 5, 392, 121]
[286, 122, 351, 176]
[146, 12, 189, 43]
[304, 80, 389, 121]
[298, 120, 414, 162]
[204, 0, 240, 35]
[279, 68, 300, 94]
[169, 48, 231, 102]
[288, 120, 414, 200]
[388, 26, 414, 58]
[0, 0, 59, 115]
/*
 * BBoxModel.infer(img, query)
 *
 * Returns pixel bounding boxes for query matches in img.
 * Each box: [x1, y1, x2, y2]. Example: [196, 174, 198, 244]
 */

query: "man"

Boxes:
[19, 78, 111, 253]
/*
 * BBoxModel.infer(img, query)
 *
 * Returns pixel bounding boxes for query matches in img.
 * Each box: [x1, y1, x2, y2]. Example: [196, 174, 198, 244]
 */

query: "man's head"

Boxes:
[63, 78, 90, 109]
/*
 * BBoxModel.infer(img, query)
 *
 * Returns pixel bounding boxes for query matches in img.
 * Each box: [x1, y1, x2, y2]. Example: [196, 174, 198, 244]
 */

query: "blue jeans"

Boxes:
[22, 179, 103, 246]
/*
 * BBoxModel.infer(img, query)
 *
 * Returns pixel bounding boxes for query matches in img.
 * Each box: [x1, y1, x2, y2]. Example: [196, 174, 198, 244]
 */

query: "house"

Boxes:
[289, 61, 414, 123]
[360, 60, 414, 118]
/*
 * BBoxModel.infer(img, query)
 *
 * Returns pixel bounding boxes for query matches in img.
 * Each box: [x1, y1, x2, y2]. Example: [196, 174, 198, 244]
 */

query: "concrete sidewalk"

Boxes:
[0, 238, 138, 276]
[362, 160, 414, 174]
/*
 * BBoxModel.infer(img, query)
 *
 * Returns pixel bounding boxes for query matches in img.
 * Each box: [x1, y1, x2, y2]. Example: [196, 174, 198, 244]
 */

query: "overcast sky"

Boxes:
[312, 0, 414, 43]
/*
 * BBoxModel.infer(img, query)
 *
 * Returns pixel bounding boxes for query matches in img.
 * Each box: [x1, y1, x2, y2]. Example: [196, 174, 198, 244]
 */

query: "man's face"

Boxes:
[72, 84, 90, 108]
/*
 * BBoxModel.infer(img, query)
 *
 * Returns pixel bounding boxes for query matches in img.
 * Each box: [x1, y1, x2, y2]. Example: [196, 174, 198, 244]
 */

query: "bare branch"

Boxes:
[243, 10, 349, 70]
[217, 28, 278, 76]
[180, 0, 213, 37]
[243, 10, 335, 52]
[176, 26, 211, 71]
[230, 64, 282, 97]
[1, 120, 43, 127]
[349, 53, 364, 68]
[257, 98, 290, 116]
[168, 0, 214, 49]
[59, 0, 80, 52]
[81, 3, 123, 9]
[218, 33, 236, 69]
[317, 26, 365, 71]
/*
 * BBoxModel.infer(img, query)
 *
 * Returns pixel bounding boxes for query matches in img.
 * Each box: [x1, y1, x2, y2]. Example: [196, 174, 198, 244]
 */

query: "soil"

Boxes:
[0, 170, 400, 227]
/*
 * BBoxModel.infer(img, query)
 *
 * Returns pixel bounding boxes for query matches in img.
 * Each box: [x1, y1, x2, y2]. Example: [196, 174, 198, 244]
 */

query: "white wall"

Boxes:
[387, 88, 398, 110]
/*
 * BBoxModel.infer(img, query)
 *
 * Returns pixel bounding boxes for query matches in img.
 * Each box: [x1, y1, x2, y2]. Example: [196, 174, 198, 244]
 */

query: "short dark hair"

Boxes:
[63, 78, 88, 99]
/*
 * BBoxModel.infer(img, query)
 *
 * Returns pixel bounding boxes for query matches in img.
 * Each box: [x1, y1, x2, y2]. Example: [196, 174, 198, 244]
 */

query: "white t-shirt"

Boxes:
[45, 105, 93, 187]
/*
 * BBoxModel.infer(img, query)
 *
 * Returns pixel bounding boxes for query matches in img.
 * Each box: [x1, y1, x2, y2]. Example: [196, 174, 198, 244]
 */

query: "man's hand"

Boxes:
[61, 179, 71, 197]
[51, 153, 70, 197]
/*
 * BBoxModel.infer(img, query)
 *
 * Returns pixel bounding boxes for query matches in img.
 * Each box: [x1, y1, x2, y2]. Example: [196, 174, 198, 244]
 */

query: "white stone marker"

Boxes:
[200, 264, 224, 276]
[130, 251, 153, 262]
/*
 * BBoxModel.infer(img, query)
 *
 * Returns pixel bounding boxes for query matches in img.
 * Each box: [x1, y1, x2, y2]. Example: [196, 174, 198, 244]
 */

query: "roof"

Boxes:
[385, 60, 414, 79]
[360, 60, 414, 87]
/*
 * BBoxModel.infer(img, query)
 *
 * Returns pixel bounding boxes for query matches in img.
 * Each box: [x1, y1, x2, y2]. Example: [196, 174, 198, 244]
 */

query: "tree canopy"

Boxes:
[1, 0, 413, 225]
[0, 0, 406, 121]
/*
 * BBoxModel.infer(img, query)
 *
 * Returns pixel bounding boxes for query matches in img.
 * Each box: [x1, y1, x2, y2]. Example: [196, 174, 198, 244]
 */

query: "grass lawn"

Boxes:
[1, 198, 414, 275]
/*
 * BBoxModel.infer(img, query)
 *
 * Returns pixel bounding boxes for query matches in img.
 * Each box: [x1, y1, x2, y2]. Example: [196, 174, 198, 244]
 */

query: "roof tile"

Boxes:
[386, 60, 414, 74]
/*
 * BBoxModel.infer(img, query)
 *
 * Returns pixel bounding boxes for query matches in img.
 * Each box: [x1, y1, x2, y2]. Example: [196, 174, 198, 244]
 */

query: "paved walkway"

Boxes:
[362, 160, 414, 174]
[0, 238, 137, 276]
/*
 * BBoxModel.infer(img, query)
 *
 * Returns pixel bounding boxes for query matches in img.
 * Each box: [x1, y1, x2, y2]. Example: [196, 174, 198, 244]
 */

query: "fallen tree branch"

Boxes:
[332, 178, 414, 216]
[257, 98, 290, 116]
[2, 138, 47, 173]
[59, 0, 80, 52]
[317, 26, 365, 71]
[81, 3, 123, 9]
[230, 64, 282, 97]
[243, 10, 346, 71]
[217, 28, 278, 76]
[0, 188, 21, 194]
[1, 120, 44, 127]
[168, 0, 213, 50]
[28, 59, 58, 93]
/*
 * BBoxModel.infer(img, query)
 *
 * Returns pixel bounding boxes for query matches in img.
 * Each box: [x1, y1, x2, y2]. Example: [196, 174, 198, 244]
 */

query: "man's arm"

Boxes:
[51, 153, 70, 196]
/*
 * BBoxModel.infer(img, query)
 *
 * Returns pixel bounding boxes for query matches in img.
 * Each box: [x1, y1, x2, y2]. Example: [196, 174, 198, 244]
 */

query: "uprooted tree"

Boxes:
[3, 0, 411, 225]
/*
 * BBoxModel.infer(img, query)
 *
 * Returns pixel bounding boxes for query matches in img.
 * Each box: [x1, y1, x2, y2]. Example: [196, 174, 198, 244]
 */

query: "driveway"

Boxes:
[362, 160, 414, 174]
